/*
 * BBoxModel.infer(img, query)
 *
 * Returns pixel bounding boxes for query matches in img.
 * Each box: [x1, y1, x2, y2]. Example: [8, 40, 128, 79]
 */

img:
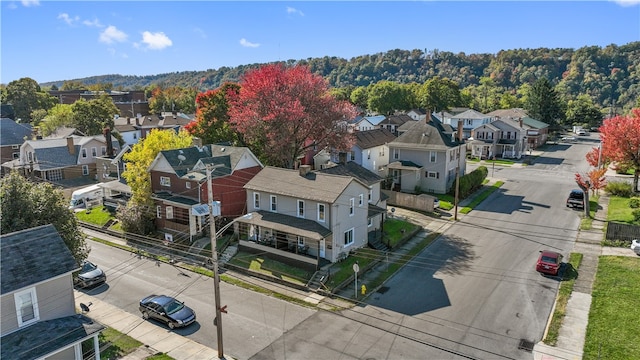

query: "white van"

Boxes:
[69, 184, 103, 210]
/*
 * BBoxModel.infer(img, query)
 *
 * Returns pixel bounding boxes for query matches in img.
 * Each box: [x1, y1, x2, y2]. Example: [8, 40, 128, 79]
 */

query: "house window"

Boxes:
[368, 217, 373, 227]
[318, 203, 325, 222]
[426, 171, 439, 179]
[82, 165, 89, 176]
[14, 287, 39, 327]
[82, 148, 87, 158]
[507, 131, 511, 139]
[349, 198, 354, 216]
[12, 152, 19, 159]
[297, 236, 305, 246]
[28, 152, 32, 162]
[253, 192, 260, 209]
[430, 151, 437, 163]
[91, 147, 97, 157]
[160, 176, 171, 187]
[393, 148, 399, 160]
[297, 200, 305, 217]
[156, 206, 162, 218]
[186, 182, 191, 189]
[270, 195, 277, 212]
[133, 133, 137, 139]
[359, 194, 364, 206]
[380, 147, 385, 156]
[367, 150, 371, 160]
[12, 144, 19, 149]
[343, 228, 354, 246]
[101, 146, 107, 155]
[166, 206, 173, 219]
[368, 188, 372, 202]
[350, 151, 355, 161]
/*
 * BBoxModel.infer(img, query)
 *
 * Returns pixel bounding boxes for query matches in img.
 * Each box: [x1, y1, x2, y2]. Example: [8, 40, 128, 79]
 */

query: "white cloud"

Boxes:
[286, 6, 304, 16]
[21, 0, 39, 7]
[141, 31, 172, 50]
[193, 27, 207, 39]
[99, 25, 128, 44]
[240, 38, 260, 48]
[612, 0, 640, 6]
[58, 13, 79, 26]
[83, 18, 103, 28]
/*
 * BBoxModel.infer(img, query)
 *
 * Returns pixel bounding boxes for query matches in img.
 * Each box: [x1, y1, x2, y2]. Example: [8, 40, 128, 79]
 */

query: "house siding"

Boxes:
[331, 181, 369, 255]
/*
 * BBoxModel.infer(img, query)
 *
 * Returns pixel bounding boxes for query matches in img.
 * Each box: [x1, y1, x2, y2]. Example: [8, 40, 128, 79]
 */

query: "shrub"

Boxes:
[605, 181, 633, 197]
[629, 197, 640, 209]
[450, 166, 488, 198]
[633, 209, 640, 222]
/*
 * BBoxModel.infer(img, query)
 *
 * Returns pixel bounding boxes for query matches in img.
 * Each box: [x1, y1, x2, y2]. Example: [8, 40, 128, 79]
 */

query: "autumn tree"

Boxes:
[228, 64, 358, 168]
[0, 171, 88, 263]
[185, 82, 242, 145]
[149, 85, 197, 114]
[599, 109, 640, 192]
[71, 96, 118, 135]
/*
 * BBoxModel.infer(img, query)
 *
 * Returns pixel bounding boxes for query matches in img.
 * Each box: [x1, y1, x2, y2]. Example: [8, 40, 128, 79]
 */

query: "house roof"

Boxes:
[0, 118, 32, 146]
[520, 116, 549, 129]
[354, 128, 396, 149]
[487, 108, 529, 119]
[45, 126, 83, 139]
[210, 144, 262, 169]
[1, 314, 104, 360]
[158, 146, 213, 177]
[241, 211, 332, 241]
[1, 224, 79, 294]
[365, 115, 387, 126]
[25, 135, 118, 171]
[317, 161, 383, 185]
[379, 114, 413, 126]
[408, 108, 427, 115]
[451, 109, 489, 120]
[244, 166, 361, 203]
[390, 120, 463, 151]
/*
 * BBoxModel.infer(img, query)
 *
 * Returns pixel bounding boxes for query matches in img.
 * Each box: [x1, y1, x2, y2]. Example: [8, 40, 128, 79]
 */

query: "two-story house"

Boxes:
[448, 109, 492, 140]
[487, 108, 549, 149]
[0, 118, 33, 176]
[2, 134, 119, 182]
[407, 109, 428, 121]
[1, 224, 105, 360]
[387, 117, 466, 194]
[328, 128, 396, 175]
[470, 119, 527, 159]
[377, 114, 415, 135]
[235, 165, 372, 268]
[149, 144, 263, 242]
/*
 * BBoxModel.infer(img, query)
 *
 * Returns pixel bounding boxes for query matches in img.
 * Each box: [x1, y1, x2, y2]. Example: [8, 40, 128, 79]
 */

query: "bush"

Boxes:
[629, 197, 640, 208]
[605, 181, 634, 197]
[633, 209, 640, 222]
[450, 166, 488, 198]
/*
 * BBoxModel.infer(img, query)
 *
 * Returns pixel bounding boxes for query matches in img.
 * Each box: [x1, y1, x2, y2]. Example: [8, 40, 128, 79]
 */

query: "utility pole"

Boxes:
[207, 164, 224, 358]
[454, 145, 461, 221]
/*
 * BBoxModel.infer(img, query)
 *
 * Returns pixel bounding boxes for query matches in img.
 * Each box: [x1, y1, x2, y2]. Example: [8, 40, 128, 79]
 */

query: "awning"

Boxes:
[237, 211, 331, 241]
[387, 161, 423, 171]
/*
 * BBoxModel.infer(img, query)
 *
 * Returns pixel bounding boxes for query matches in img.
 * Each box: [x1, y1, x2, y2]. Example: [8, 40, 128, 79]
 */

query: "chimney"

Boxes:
[519, 117, 523, 128]
[299, 164, 311, 177]
[103, 128, 113, 157]
[67, 137, 75, 154]
[457, 120, 463, 142]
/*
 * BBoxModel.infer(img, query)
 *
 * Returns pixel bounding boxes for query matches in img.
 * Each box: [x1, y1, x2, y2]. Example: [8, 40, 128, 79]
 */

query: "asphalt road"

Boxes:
[81, 240, 316, 360]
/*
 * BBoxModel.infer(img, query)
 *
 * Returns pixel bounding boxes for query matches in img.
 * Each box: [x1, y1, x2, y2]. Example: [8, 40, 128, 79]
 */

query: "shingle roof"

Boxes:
[354, 128, 396, 150]
[390, 120, 462, 151]
[0, 118, 32, 146]
[240, 210, 332, 241]
[380, 114, 413, 126]
[244, 166, 357, 203]
[487, 108, 529, 119]
[1, 314, 104, 360]
[365, 115, 387, 126]
[317, 161, 383, 185]
[159, 146, 212, 177]
[1, 224, 79, 294]
[451, 109, 490, 119]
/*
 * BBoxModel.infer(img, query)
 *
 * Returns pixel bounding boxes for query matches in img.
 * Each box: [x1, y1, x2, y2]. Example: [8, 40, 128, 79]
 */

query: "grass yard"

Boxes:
[75, 206, 114, 227]
[383, 218, 419, 248]
[324, 248, 381, 290]
[583, 256, 640, 359]
[81, 327, 144, 360]
[228, 252, 313, 285]
[607, 196, 638, 223]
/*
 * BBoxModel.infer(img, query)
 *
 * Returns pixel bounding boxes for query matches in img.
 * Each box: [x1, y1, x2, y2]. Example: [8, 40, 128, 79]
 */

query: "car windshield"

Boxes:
[164, 299, 184, 315]
[569, 192, 583, 199]
[541, 255, 558, 263]
[81, 262, 97, 272]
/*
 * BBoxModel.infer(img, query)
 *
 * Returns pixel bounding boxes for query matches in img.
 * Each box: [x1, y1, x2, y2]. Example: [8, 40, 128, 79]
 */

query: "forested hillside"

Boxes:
[40, 42, 640, 113]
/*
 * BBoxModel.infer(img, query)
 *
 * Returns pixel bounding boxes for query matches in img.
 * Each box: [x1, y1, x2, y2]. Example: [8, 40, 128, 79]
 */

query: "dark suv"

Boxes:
[566, 189, 585, 209]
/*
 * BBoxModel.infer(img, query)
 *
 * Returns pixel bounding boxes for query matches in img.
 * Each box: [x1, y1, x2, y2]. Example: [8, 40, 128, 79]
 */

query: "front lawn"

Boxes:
[607, 195, 638, 224]
[583, 256, 640, 359]
[82, 327, 144, 360]
[75, 206, 114, 227]
[227, 252, 313, 285]
[324, 248, 380, 290]
[383, 218, 419, 248]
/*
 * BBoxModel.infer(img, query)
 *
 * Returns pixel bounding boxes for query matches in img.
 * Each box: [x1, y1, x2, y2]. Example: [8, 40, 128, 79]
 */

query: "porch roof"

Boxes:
[387, 160, 423, 171]
[239, 211, 331, 241]
[368, 203, 386, 217]
[153, 192, 199, 207]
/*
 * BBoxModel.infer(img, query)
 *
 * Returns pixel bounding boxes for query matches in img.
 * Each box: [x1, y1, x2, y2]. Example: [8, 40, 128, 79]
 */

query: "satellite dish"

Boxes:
[178, 155, 186, 161]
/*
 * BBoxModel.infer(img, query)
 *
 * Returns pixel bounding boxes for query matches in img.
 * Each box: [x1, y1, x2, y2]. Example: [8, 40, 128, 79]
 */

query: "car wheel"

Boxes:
[142, 311, 149, 320]
[168, 321, 176, 330]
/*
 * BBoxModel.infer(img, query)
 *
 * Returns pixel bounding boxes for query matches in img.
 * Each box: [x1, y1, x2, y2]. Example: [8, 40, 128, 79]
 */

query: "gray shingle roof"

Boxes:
[0, 118, 32, 146]
[241, 210, 332, 241]
[354, 128, 396, 149]
[1, 224, 79, 294]
[159, 146, 212, 177]
[244, 166, 356, 203]
[317, 161, 383, 185]
[1, 314, 104, 360]
[390, 120, 462, 151]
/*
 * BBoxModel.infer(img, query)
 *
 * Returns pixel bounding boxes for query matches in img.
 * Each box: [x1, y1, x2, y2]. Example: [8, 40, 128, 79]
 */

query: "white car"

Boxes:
[561, 136, 577, 142]
[631, 239, 640, 256]
[576, 129, 588, 136]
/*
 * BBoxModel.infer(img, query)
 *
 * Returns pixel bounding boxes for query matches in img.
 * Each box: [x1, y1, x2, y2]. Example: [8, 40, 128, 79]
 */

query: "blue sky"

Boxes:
[1, 1, 639, 84]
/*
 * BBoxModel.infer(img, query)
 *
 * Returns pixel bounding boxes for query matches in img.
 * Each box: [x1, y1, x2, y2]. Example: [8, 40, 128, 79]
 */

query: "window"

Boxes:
[343, 228, 354, 246]
[82, 165, 89, 176]
[12, 152, 19, 159]
[81, 148, 87, 158]
[28, 152, 33, 162]
[349, 198, 354, 216]
[430, 151, 437, 163]
[427, 171, 439, 179]
[380, 147, 385, 156]
[156, 206, 162, 218]
[317, 203, 325, 222]
[186, 182, 191, 189]
[91, 147, 97, 157]
[270, 195, 277, 212]
[393, 148, 399, 160]
[368, 217, 373, 227]
[253, 192, 260, 209]
[166, 206, 173, 219]
[15, 288, 39, 327]
[297, 236, 305, 246]
[101, 146, 107, 155]
[12, 144, 19, 149]
[160, 176, 171, 187]
[367, 150, 371, 160]
[297, 200, 305, 217]
[359, 194, 364, 206]
[350, 151, 355, 161]
[368, 188, 373, 202]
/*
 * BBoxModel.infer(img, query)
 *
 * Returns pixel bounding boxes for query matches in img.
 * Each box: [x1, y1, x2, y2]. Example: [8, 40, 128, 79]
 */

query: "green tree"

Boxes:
[524, 78, 565, 127]
[418, 76, 463, 113]
[71, 96, 118, 135]
[0, 171, 88, 263]
[565, 94, 602, 128]
[350, 86, 369, 110]
[5, 77, 57, 122]
[61, 80, 88, 90]
[30, 109, 48, 126]
[367, 80, 408, 115]
[499, 92, 522, 109]
[40, 104, 75, 136]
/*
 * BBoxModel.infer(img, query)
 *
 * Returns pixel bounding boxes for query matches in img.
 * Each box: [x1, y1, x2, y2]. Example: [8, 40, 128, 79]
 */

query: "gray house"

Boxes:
[0, 118, 33, 176]
[387, 117, 466, 194]
[1, 224, 104, 360]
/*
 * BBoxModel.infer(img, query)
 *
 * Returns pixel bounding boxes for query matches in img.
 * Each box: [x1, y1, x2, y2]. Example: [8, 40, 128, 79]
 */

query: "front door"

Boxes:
[319, 239, 325, 258]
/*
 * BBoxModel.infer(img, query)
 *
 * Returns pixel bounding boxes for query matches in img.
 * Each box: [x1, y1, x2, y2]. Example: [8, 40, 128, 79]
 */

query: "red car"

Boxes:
[536, 250, 563, 276]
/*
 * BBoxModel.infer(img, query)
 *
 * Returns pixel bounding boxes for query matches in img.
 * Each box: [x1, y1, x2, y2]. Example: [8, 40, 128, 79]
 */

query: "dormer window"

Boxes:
[14, 287, 39, 327]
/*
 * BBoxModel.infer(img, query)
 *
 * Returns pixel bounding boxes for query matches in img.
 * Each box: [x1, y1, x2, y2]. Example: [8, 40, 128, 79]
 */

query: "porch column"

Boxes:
[94, 333, 101, 359]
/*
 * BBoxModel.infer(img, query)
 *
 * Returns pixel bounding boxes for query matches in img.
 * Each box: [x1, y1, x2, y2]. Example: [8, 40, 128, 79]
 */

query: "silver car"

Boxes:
[631, 239, 640, 256]
[74, 261, 106, 288]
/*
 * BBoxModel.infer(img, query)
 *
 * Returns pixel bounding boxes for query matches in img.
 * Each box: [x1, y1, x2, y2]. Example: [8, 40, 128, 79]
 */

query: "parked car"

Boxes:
[576, 129, 588, 136]
[536, 250, 563, 276]
[74, 261, 106, 288]
[566, 189, 585, 209]
[139, 294, 196, 329]
[560, 136, 577, 143]
[631, 239, 640, 256]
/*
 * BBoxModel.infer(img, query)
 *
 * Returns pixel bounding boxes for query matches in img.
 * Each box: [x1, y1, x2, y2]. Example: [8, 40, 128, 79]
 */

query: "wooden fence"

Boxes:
[605, 222, 640, 242]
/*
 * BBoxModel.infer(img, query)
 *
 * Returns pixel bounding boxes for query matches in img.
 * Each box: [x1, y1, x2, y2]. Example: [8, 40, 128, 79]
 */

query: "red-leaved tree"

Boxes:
[185, 82, 242, 146]
[588, 168, 607, 196]
[575, 173, 591, 217]
[228, 64, 358, 168]
[599, 109, 640, 192]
